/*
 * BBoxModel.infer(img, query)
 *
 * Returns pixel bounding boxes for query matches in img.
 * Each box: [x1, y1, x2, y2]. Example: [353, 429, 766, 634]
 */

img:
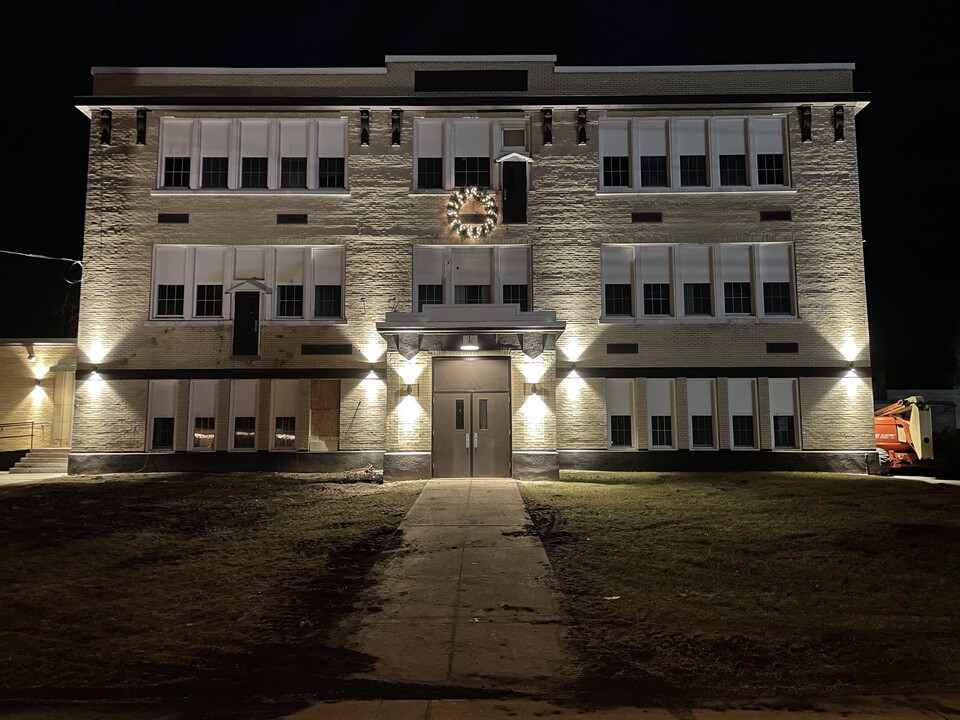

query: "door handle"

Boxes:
[465, 433, 470, 449]
[474, 432, 478, 447]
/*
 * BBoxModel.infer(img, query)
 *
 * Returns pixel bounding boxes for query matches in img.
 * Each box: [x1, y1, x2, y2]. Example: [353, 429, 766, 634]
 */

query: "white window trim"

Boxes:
[768, 378, 802, 450]
[727, 378, 760, 451]
[599, 242, 798, 324]
[150, 245, 345, 323]
[646, 378, 677, 451]
[605, 378, 636, 450]
[146, 379, 178, 452]
[157, 117, 349, 195]
[187, 379, 218, 452]
[229, 380, 259, 452]
[597, 115, 791, 194]
[270, 379, 299, 452]
[687, 379, 718, 451]
[411, 245, 531, 310]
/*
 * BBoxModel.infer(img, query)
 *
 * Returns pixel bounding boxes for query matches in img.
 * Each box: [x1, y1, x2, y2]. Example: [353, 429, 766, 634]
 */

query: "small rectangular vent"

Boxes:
[158, 213, 189, 224]
[631, 212, 663, 223]
[414, 70, 527, 92]
[277, 214, 308, 224]
[760, 210, 792, 221]
[607, 343, 639, 354]
[301, 344, 353, 355]
[766, 342, 799, 353]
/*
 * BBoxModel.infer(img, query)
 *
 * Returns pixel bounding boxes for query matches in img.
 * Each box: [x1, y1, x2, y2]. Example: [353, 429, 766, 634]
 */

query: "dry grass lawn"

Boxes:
[518, 471, 960, 703]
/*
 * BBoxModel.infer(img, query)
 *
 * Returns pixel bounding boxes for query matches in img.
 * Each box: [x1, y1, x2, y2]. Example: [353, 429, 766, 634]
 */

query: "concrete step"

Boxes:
[14, 461, 69, 469]
[8, 466, 67, 474]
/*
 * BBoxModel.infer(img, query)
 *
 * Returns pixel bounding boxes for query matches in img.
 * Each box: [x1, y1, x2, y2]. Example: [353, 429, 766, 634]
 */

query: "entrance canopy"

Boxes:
[377, 304, 565, 359]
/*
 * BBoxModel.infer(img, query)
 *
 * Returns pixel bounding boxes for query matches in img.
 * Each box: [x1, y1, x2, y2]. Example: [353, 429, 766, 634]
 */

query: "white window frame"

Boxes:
[597, 115, 790, 194]
[605, 378, 636, 449]
[411, 245, 530, 311]
[158, 117, 348, 194]
[149, 245, 345, 323]
[727, 378, 759, 450]
[229, 379, 259, 452]
[599, 242, 797, 324]
[146, 380, 178, 451]
[187, 379, 218, 452]
[270, 379, 300, 451]
[769, 378, 801, 450]
[646, 378, 676, 450]
[687, 378, 718, 450]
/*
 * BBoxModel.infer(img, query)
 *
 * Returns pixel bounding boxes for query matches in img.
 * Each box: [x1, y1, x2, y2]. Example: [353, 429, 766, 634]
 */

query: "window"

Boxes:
[241, 157, 268, 188]
[414, 118, 526, 191]
[317, 157, 345, 188]
[732, 415, 755, 448]
[152, 417, 175, 449]
[719, 154, 747, 186]
[230, 379, 258, 450]
[502, 284, 529, 311]
[757, 154, 784, 185]
[605, 284, 632, 316]
[160, 117, 348, 192]
[606, 378, 634, 449]
[281, 157, 307, 188]
[417, 158, 443, 189]
[728, 378, 758, 449]
[597, 116, 788, 192]
[724, 282, 752, 314]
[201, 157, 228, 188]
[643, 283, 670, 315]
[603, 156, 630, 187]
[680, 155, 707, 186]
[687, 379, 716, 449]
[757, 243, 794, 317]
[647, 378, 675, 449]
[601, 245, 634, 318]
[764, 282, 792, 315]
[640, 156, 667, 187]
[271, 380, 299, 450]
[774, 415, 796, 448]
[413, 245, 530, 314]
[455, 285, 490, 304]
[147, 380, 177, 451]
[195, 284, 223, 317]
[651, 416, 672, 447]
[417, 284, 443, 312]
[276, 285, 304, 317]
[314, 286, 342, 317]
[156, 284, 184, 317]
[684, 283, 711, 315]
[454, 157, 490, 187]
[769, 378, 799, 449]
[164, 157, 190, 188]
[188, 380, 217, 451]
[692, 416, 713, 447]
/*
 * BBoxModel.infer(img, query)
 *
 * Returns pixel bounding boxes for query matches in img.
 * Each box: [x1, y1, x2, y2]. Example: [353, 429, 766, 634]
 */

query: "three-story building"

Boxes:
[71, 55, 877, 479]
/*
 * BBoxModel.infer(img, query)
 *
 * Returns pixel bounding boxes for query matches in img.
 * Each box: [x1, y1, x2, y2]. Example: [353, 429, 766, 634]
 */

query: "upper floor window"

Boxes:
[151, 245, 344, 322]
[412, 245, 530, 312]
[600, 242, 796, 323]
[413, 118, 529, 191]
[159, 117, 348, 192]
[598, 115, 789, 193]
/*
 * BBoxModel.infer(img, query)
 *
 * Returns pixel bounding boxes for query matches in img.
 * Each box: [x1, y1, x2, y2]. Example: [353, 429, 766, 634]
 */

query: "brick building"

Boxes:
[69, 55, 878, 478]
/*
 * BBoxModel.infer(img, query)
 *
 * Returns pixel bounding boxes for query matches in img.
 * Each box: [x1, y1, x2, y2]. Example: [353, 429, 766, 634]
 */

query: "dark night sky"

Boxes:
[3, 3, 957, 392]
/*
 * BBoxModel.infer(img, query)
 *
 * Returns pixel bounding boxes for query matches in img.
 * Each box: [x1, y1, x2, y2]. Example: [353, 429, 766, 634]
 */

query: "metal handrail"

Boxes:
[0, 421, 53, 450]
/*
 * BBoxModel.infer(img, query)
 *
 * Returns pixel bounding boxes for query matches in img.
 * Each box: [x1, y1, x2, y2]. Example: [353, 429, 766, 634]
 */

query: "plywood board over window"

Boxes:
[310, 379, 340, 451]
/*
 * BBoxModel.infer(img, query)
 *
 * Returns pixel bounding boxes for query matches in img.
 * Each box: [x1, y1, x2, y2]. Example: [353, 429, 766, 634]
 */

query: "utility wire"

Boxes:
[0, 249, 84, 284]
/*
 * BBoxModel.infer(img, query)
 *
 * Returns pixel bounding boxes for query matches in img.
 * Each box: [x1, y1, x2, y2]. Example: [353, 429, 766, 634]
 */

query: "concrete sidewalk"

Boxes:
[338, 477, 574, 694]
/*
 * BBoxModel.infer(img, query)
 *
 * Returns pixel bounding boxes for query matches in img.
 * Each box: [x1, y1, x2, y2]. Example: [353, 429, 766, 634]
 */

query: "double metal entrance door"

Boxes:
[433, 392, 510, 477]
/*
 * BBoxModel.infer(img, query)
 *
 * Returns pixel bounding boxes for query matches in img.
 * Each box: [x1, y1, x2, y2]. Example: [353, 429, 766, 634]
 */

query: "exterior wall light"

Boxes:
[27, 353, 37, 362]
[460, 334, 479, 351]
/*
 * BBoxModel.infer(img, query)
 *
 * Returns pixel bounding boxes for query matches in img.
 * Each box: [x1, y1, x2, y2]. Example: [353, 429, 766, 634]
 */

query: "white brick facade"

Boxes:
[70, 56, 877, 477]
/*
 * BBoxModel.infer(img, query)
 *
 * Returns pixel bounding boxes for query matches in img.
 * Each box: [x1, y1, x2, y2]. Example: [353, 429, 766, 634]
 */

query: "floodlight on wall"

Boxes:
[27, 352, 36, 362]
[460, 334, 479, 351]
